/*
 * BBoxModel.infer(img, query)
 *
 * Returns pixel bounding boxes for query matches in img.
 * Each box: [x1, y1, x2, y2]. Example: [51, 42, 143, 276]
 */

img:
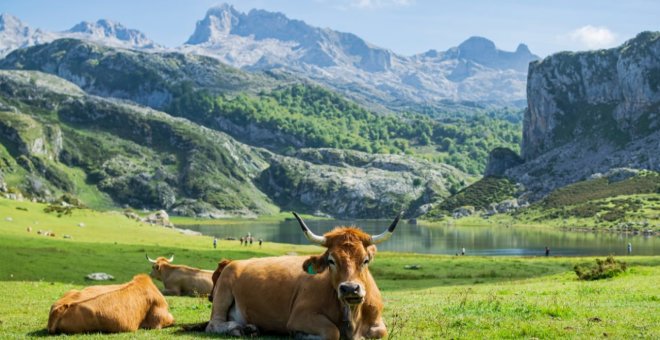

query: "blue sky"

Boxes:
[2, 0, 658, 56]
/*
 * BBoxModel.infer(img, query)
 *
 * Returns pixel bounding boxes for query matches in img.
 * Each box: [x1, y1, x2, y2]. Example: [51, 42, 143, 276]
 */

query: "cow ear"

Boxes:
[302, 254, 327, 275]
[366, 244, 377, 261]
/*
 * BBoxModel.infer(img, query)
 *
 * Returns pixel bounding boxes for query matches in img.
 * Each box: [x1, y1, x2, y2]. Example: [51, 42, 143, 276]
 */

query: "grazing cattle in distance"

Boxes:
[26, 227, 32, 232]
[48, 274, 174, 334]
[206, 212, 401, 339]
[146, 255, 214, 296]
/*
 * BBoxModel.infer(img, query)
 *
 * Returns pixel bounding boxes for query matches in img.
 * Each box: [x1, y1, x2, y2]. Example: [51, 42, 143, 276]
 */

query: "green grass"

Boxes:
[0, 197, 659, 339]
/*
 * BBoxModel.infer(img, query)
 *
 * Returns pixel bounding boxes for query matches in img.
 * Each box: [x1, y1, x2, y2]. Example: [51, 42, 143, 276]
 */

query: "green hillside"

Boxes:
[0, 70, 276, 215]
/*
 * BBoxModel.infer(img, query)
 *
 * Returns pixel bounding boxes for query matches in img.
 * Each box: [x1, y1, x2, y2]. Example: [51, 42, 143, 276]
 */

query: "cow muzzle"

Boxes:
[338, 282, 365, 305]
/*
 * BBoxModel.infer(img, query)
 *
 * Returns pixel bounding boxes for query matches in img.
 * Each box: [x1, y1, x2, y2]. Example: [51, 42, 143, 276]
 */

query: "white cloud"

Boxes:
[348, 0, 414, 9]
[568, 25, 617, 49]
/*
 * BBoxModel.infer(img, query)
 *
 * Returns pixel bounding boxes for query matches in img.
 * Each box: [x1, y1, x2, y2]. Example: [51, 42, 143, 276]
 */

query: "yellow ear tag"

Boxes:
[307, 264, 317, 275]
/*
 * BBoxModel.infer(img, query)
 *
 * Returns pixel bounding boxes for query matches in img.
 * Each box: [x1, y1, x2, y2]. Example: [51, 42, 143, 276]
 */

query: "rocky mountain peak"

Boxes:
[186, 4, 319, 46]
[65, 19, 157, 48]
[449, 36, 538, 72]
[457, 36, 497, 58]
[186, 4, 243, 44]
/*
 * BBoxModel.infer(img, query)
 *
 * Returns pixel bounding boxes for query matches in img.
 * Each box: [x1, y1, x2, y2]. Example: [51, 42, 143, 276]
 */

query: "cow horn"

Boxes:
[167, 255, 174, 262]
[370, 212, 402, 244]
[146, 254, 156, 263]
[292, 212, 326, 246]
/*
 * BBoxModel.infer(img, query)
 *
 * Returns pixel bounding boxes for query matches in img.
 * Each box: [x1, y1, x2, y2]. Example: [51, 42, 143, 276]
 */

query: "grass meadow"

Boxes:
[0, 197, 658, 339]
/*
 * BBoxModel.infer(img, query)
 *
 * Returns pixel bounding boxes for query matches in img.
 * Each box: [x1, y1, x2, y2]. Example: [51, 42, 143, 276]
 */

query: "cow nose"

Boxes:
[339, 282, 360, 295]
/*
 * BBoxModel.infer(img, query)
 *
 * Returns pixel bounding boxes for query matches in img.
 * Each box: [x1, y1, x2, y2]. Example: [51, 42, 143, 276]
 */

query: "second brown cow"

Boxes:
[146, 255, 213, 296]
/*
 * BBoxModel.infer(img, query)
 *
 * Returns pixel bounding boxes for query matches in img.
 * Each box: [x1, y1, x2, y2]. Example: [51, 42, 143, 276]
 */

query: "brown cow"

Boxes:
[48, 274, 174, 334]
[206, 212, 400, 339]
[146, 255, 213, 296]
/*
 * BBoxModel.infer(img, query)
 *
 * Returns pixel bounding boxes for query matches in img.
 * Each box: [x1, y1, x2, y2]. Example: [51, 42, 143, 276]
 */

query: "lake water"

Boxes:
[186, 220, 659, 256]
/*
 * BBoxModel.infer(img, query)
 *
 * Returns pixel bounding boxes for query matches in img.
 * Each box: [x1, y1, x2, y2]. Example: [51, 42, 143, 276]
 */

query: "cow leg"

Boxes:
[287, 314, 340, 340]
[364, 320, 387, 339]
[140, 305, 174, 329]
[206, 320, 243, 336]
[206, 276, 244, 336]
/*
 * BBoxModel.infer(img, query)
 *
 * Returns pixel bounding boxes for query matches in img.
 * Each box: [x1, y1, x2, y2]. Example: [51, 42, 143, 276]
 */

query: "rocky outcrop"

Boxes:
[259, 149, 467, 218]
[484, 147, 523, 177]
[506, 32, 660, 200]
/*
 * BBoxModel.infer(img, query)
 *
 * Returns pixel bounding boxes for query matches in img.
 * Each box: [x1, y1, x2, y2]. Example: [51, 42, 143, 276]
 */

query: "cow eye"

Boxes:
[363, 258, 370, 265]
[327, 258, 335, 266]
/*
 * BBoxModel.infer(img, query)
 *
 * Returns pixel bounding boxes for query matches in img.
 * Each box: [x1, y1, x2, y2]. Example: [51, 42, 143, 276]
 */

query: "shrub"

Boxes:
[574, 256, 627, 280]
[43, 204, 73, 217]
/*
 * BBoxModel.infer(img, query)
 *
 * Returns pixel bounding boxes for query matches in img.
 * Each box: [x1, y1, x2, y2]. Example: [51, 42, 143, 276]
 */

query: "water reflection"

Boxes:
[187, 220, 659, 256]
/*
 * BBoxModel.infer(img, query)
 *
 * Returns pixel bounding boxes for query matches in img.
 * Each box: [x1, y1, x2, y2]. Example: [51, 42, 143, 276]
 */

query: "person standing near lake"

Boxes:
[627, 242, 632, 255]
[461, 247, 466, 256]
[213, 237, 217, 249]
[545, 246, 550, 256]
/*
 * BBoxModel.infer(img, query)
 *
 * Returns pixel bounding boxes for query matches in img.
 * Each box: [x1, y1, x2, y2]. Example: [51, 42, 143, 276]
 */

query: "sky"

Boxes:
[2, 0, 659, 57]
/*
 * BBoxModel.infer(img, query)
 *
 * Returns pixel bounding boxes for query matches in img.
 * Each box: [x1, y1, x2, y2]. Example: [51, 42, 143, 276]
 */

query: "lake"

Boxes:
[186, 219, 659, 256]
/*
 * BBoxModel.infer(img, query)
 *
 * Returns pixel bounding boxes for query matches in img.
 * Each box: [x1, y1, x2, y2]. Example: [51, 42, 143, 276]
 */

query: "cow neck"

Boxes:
[340, 303, 362, 340]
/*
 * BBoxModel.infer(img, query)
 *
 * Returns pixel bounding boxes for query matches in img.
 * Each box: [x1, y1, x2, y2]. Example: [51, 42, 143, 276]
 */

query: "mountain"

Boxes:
[494, 31, 660, 200]
[1, 8, 538, 108]
[181, 4, 539, 107]
[0, 13, 160, 58]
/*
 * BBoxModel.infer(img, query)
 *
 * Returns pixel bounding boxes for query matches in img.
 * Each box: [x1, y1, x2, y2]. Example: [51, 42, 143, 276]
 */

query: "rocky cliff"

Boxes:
[523, 31, 660, 160]
[503, 32, 660, 200]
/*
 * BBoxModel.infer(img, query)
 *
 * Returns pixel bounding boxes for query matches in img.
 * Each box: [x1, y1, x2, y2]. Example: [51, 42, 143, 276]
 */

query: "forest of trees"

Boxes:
[168, 83, 522, 175]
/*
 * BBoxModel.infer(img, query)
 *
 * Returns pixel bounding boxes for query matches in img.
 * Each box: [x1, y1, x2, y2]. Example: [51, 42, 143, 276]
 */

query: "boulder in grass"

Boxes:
[85, 273, 114, 281]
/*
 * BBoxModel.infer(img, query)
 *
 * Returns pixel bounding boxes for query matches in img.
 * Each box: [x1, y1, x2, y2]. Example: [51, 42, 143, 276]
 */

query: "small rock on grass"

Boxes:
[86, 273, 114, 281]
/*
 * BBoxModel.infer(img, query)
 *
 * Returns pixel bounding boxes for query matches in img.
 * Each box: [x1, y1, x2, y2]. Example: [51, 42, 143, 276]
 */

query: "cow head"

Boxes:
[293, 212, 400, 306]
[146, 254, 174, 280]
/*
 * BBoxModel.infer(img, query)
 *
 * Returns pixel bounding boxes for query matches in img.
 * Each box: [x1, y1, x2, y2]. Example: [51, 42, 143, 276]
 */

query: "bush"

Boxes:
[574, 256, 627, 280]
[43, 204, 73, 217]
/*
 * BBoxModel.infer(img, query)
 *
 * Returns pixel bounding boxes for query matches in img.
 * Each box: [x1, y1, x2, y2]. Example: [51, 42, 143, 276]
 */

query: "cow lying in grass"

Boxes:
[206, 212, 400, 339]
[48, 274, 174, 334]
[146, 254, 214, 296]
